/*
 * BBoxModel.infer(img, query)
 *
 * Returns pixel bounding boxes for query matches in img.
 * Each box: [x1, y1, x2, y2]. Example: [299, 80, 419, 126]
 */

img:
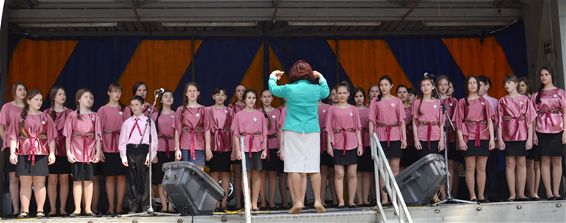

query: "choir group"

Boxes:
[1, 65, 564, 218]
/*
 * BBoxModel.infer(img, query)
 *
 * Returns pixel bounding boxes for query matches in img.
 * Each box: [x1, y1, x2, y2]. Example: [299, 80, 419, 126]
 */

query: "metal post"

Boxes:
[240, 137, 252, 223]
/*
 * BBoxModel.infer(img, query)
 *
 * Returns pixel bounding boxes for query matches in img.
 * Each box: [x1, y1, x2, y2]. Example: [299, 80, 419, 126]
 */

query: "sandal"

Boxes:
[17, 212, 29, 218]
[36, 211, 46, 218]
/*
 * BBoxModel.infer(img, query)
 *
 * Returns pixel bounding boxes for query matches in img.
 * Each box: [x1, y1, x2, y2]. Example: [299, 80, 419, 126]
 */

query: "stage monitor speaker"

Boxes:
[395, 154, 447, 205]
[162, 161, 224, 215]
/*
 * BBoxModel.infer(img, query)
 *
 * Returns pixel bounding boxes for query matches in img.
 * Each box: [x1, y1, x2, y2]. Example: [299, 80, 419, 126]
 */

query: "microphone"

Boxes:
[154, 88, 165, 95]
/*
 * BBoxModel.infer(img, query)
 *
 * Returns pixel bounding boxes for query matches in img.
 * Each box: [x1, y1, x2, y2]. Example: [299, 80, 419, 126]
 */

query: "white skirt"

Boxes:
[283, 131, 320, 173]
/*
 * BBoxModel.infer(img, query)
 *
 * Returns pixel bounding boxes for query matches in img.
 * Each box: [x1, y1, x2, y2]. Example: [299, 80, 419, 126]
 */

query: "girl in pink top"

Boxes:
[412, 77, 445, 157]
[354, 88, 372, 207]
[124, 81, 153, 118]
[44, 86, 72, 217]
[518, 77, 541, 200]
[98, 83, 127, 216]
[437, 75, 461, 196]
[63, 88, 102, 217]
[413, 78, 447, 200]
[329, 88, 338, 105]
[174, 82, 209, 169]
[205, 88, 233, 211]
[368, 75, 407, 204]
[367, 85, 379, 101]
[318, 100, 337, 206]
[398, 85, 418, 169]
[368, 76, 407, 163]
[497, 76, 536, 201]
[8, 89, 56, 218]
[151, 90, 176, 212]
[326, 82, 362, 208]
[228, 84, 246, 210]
[532, 67, 566, 200]
[453, 76, 495, 202]
[258, 89, 286, 210]
[0, 82, 26, 216]
[231, 89, 268, 211]
[229, 84, 246, 114]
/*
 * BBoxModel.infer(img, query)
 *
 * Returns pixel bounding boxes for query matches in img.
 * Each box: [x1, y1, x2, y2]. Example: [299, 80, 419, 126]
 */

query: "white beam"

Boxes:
[7, 8, 522, 22]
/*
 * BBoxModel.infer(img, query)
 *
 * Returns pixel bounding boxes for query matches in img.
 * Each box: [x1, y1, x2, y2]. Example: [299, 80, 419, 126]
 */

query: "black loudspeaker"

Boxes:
[162, 161, 224, 215]
[395, 154, 447, 205]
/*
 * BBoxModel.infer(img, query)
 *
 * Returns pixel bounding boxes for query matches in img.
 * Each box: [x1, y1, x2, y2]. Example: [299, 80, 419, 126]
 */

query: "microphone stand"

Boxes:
[430, 77, 476, 205]
[123, 90, 178, 217]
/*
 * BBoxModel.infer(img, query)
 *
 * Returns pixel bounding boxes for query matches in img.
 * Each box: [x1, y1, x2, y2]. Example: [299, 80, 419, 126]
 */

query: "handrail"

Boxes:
[371, 133, 413, 223]
[240, 137, 252, 223]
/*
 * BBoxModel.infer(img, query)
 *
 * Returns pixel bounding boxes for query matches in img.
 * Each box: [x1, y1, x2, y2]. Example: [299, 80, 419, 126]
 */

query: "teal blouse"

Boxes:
[268, 76, 330, 133]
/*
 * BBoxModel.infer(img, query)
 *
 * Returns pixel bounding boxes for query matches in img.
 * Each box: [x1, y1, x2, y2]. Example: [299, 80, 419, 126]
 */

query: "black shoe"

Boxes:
[478, 199, 489, 203]
[348, 204, 359, 208]
[554, 196, 564, 200]
[215, 208, 225, 213]
[337, 205, 346, 209]
[547, 196, 556, 201]
[68, 212, 80, 217]
[84, 212, 96, 217]
[529, 196, 540, 201]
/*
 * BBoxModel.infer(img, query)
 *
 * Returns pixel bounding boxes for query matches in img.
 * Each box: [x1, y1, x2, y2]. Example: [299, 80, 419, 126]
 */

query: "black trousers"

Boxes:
[126, 144, 149, 213]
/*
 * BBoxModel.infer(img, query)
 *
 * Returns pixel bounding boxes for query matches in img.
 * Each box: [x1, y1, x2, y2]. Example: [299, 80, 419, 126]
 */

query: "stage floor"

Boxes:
[1, 200, 565, 222]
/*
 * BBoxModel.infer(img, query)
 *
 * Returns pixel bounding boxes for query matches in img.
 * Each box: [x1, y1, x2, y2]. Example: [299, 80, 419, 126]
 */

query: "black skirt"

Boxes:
[418, 141, 441, 158]
[320, 152, 334, 167]
[101, 153, 128, 176]
[333, 149, 359, 166]
[3, 148, 17, 173]
[49, 155, 70, 174]
[400, 145, 418, 167]
[527, 145, 540, 161]
[447, 142, 464, 163]
[358, 146, 374, 172]
[262, 149, 284, 173]
[152, 151, 175, 185]
[70, 162, 95, 181]
[93, 163, 103, 176]
[209, 151, 232, 172]
[537, 132, 564, 157]
[463, 140, 490, 157]
[242, 151, 262, 171]
[381, 141, 402, 159]
[16, 155, 49, 177]
[504, 141, 527, 157]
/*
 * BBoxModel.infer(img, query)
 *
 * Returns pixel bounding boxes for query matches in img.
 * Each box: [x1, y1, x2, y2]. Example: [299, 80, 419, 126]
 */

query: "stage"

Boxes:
[2, 200, 564, 223]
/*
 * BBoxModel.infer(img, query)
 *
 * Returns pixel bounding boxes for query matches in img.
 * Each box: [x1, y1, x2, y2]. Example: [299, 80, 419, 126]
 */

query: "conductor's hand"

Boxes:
[270, 70, 284, 80]
[313, 70, 323, 79]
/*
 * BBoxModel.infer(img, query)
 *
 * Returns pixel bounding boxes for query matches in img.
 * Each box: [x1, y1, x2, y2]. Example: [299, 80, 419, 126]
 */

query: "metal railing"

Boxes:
[240, 137, 252, 223]
[371, 133, 413, 223]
